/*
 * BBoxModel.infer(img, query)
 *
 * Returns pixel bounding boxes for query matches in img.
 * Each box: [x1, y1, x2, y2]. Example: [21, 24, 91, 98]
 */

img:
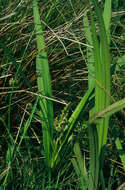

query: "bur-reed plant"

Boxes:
[32, 0, 94, 171]
[72, 0, 111, 188]
[33, 0, 54, 169]
[72, 0, 125, 189]
[32, 0, 125, 185]
[0, 0, 125, 189]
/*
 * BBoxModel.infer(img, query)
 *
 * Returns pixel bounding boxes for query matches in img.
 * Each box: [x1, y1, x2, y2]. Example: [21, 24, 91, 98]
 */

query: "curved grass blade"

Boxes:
[89, 97, 125, 124]
[52, 85, 94, 167]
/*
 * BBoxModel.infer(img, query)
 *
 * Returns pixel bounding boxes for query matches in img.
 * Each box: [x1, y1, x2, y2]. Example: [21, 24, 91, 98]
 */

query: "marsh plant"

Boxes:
[0, 0, 125, 189]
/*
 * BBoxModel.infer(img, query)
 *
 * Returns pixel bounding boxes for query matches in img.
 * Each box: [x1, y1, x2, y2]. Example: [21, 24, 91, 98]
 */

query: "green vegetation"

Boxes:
[0, 0, 125, 189]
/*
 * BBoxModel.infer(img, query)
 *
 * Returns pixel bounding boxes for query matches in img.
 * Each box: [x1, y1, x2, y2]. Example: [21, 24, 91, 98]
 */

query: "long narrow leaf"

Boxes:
[88, 124, 99, 190]
[73, 142, 88, 190]
[83, 11, 95, 88]
[89, 97, 125, 123]
[33, 0, 54, 167]
[17, 96, 38, 150]
[103, 0, 112, 43]
[88, 1, 111, 189]
[52, 85, 94, 166]
[115, 138, 125, 171]
[89, 0, 111, 154]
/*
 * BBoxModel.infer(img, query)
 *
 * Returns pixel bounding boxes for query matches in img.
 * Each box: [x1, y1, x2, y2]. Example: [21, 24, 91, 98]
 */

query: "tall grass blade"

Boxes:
[87, 0, 111, 189]
[88, 124, 99, 190]
[83, 11, 95, 88]
[115, 137, 125, 171]
[73, 142, 87, 178]
[17, 96, 39, 150]
[89, 0, 111, 154]
[32, 0, 54, 167]
[72, 142, 88, 190]
[103, 0, 112, 43]
[100, 170, 106, 190]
